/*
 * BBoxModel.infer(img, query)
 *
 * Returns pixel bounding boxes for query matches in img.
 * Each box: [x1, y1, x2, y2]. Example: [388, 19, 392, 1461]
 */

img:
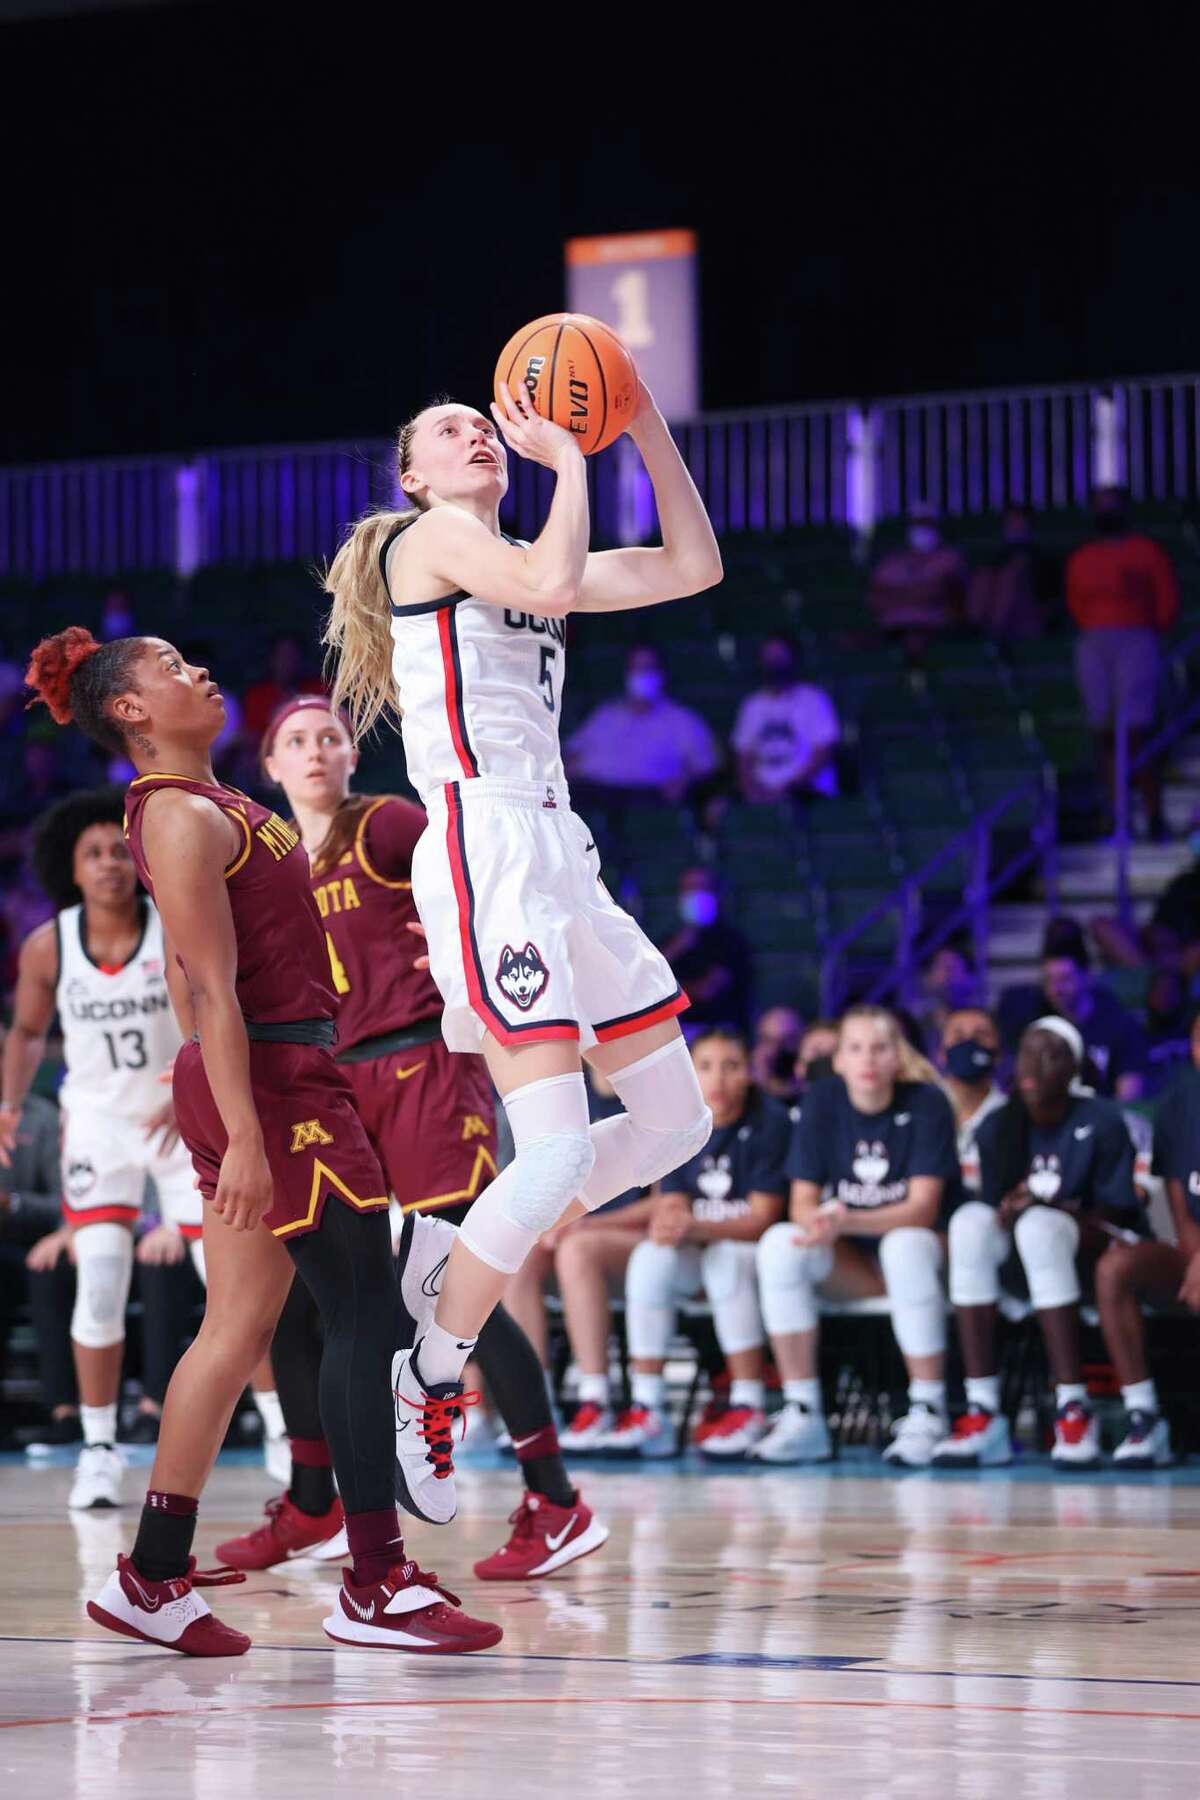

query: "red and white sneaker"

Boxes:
[473, 1490, 610, 1581]
[87, 1555, 250, 1657]
[604, 1405, 675, 1458]
[690, 1398, 729, 1446]
[215, 1494, 345, 1570]
[696, 1406, 767, 1459]
[323, 1559, 502, 1654]
[392, 1345, 479, 1526]
[559, 1402, 615, 1452]
[1051, 1400, 1100, 1468]
[931, 1410, 1013, 1468]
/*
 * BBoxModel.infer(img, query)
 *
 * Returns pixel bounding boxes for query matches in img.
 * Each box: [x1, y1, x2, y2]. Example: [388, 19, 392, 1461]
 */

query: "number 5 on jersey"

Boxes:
[538, 645, 557, 715]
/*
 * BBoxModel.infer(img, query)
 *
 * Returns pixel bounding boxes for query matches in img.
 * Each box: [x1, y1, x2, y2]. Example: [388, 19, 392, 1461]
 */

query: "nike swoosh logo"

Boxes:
[394, 1061, 425, 1083]
[344, 1593, 375, 1621]
[125, 1573, 164, 1613]
[544, 1514, 578, 1553]
[895, 1114, 911, 1126]
[421, 1255, 448, 1299]
[584, 841, 596, 853]
[1074, 1126, 1094, 1140]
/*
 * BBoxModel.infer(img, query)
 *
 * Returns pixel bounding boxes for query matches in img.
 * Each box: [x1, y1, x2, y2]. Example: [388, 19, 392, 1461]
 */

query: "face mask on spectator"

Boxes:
[761, 655, 794, 690]
[627, 669, 664, 702]
[908, 526, 939, 552]
[679, 888, 719, 927]
[804, 1054, 835, 1086]
[769, 1044, 799, 1082]
[945, 1039, 997, 1082]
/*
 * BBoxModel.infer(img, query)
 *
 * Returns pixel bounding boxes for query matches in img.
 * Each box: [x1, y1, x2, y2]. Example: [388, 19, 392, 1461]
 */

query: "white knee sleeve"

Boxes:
[702, 1239, 764, 1356]
[1014, 1204, 1081, 1309]
[756, 1220, 832, 1336]
[581, 1039, 713, 1210]
[948, 1200, 1010, 1307]
[625, 1239, 701, 1359]
[878, 1226, 945, 1359]
[71, 1221, 133, 1350]
[458, 1073, 595, 1275]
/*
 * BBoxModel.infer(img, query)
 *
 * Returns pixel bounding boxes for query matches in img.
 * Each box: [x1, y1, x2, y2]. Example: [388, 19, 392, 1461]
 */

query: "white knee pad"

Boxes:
[756, 1220, 832, 1336]
[701, 1239, 764, 1356]
[878, 1226, 945, 1359]
[71, 1221, 134, 1350]
[1014, 1204, 1081, 1310]
[458, 1073, 595, 1274]
[948, 1200, 1010, 1307]
[625, 1239, 701, 1359]
[581, 1039, 713, 1210]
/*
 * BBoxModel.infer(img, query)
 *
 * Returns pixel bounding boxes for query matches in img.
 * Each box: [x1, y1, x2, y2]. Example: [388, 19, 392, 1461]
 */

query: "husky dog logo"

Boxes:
[66, 1156, 98, 1198]
[696, 1157, 734, 1206]
[1027, 1153, 1062, 1201]
[496, 942, 549, 1011]
[852, 1140, 890, 1185]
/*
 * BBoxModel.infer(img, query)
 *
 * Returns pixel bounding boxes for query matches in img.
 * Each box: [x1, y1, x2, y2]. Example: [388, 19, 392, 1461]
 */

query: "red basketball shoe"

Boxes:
[474, 1490, 609, 1581]
[215, 1494, 345, 1570]
[87, 1555, 250, 1657]
[323, 1559, 502, 1653]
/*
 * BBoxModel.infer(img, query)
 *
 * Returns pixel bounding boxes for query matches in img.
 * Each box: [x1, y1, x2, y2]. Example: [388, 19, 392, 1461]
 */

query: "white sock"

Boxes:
[730, 1379, 765, 1410]
[783, 1378, 823, 1413]
[1056, 1382, 1089, 1411]
[415, 1321, 477, 1390]
[1121, 1378, 1158, 1415]
[253, 1389, 286, 1441]
[631, 1372, 664, 1411]
[965, 1375, 1001, 1415]
[909, 1378, 946, 1416]
[577, 1372, 610, 1407]
[81, 1403, 118, 1447]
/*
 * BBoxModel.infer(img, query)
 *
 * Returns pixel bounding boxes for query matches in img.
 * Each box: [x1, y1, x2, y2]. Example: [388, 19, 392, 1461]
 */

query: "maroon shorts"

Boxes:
[339, 1038, 498, 1216]
[172, 1038, 389, 1241]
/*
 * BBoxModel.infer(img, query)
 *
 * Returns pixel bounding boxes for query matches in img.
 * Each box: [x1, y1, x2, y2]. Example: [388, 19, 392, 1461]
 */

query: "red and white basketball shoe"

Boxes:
[323, 1559, 502, 1653]
[392, 1346, 479, 1526]
[215, 1494, 345, 1570]
[87, 1555, 250, 1657]
[473, 1490, 610, 1581]
[695, 1406, 768, 1459]
[559, 1402, 615, 1452]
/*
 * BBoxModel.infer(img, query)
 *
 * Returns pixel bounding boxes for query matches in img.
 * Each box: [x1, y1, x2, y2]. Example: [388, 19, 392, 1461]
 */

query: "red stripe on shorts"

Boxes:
[61, 1203, 140, 1230]
[593, 988, 691, 1043]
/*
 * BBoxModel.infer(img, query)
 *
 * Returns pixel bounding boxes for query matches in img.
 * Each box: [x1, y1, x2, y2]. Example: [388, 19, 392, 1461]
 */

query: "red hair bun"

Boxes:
[25, 626, 103, 725]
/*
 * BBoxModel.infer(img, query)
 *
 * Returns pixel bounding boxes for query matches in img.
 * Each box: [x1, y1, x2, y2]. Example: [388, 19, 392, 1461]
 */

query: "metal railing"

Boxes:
[5, 371, 1200, 577]
[818, 769, 1059, 1016]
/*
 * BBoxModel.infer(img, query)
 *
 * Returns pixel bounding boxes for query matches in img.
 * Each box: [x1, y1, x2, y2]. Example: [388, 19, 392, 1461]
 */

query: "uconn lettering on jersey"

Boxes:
[63, 974, 169, 1023]
[502, 611, 567, 645]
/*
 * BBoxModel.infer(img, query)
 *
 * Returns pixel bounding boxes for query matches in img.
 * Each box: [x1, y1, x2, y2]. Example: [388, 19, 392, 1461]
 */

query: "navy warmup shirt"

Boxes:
[785, 1077, 961, 1224]
[1151, 1067, 1200, 1225]
[975, 1092, 1138, 1216]
[661, 1091, 792, 1222]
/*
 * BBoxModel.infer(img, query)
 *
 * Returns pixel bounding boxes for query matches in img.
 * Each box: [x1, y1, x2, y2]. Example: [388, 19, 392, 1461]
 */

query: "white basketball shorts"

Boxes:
[61, 1105, 203, 1238]
[414, 777, 690, 1054]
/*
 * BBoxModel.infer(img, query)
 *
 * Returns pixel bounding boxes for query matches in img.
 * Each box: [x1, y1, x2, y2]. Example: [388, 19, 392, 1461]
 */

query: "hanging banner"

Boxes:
[565, 229, 699, 420]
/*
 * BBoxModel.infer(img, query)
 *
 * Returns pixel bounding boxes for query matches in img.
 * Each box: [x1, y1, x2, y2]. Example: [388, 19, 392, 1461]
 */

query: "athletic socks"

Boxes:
[631, 1372, 665, 1411]
[1121, 1378, 1158, 1416]
[415, 1321, 478, 1390]
[252, 1388, 286, 1442]
[346, 1506, 406, 1588]
[577, 1372, 610, 1407]
[81, 1402, 118, 1448]
[1056, 1382, 1089, 1411]
[965, 1374, 1001, 1414]
[288, 1437, 336, 1517]
[730, 1380, 765, 1411]
[783, 1378, 823, 1413]
[908, 1378, 946, 1415]
[132, 1490, 198, 1581]
[513, 1422, 575, 1509]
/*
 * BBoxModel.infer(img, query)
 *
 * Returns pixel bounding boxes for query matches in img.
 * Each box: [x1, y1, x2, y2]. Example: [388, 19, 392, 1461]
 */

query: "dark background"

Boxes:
[3, 2, 1197, 462]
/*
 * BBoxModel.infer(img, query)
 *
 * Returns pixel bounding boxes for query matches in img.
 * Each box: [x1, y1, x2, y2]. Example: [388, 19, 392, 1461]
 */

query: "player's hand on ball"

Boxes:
[213, 1139, 274, 1232]
[490, 380, 581, 471]
[136, 1223, 186, 1266]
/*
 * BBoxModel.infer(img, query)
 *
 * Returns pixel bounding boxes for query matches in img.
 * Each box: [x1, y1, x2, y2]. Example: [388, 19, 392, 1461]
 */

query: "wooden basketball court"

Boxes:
[2, 1450, 1199, 1796]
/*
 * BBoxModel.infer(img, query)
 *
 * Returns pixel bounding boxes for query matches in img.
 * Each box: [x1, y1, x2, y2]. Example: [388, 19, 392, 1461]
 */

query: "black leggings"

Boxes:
[285, 1199, 399, 1517]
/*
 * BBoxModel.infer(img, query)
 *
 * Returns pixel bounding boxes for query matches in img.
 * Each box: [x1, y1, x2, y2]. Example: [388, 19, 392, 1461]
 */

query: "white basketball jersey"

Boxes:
[56, 900, 183, 1120]
[385, 522, 567, 800]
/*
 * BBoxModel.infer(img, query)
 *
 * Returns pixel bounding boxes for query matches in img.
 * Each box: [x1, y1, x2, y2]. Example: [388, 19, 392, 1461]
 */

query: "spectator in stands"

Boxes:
[557, 1027, 789, 1459]
[796, 1019, 839, 1092]
[938, 1006, 1007, 1194]
[915, 940, 987, 1057]
[660, 867, 753, 1032]
[565, 645, 721, 808]
[750, 1005, 804, 1103]
[731, 635, 839, 804]
[241, 632, 324, 740]
[1093, 808, 1200, 995]
[0, 1089, 66, 1447]
[867, 501, 967, 661]
[934, 1017, 1140, 1470]
[997, 914, 1149, 1099]
[966, 506, 1059, 643]
[754, 1005, 960, 1467]
[1066, 487, 1179, 841]
[1093, 1009, 1200, 1470]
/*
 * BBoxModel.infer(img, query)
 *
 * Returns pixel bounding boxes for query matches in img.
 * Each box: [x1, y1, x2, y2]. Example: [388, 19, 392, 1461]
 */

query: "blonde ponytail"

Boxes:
[322, 509, 414, 742]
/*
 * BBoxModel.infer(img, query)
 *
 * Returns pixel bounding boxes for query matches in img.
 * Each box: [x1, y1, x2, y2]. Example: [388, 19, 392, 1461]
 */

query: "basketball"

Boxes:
[494, 312, 639, 455]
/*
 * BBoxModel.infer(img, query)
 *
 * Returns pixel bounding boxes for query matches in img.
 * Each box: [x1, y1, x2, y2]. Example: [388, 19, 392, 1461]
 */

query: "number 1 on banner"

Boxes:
[610, 270, 655, 349]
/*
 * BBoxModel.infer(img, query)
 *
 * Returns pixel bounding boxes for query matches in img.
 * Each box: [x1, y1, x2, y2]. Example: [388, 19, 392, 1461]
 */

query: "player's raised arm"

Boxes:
[576, 385, 723, 613]
[0, 922, 58, 1165]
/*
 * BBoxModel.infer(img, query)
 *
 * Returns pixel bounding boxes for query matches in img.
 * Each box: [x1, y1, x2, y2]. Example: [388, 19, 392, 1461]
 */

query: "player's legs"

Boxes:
[555, 1221, 645, 1445]
[752, 1232, 878, 1464]
[1094, 1239, 1185, 1466]
[695, 1240, 771, 1457]
[877, 1226, 948, 1466]
[932, 1200, 1013, 1467]
[612, 1238, 702, 1456]
[1012, 1204, 1102, 1465]
[503, 1240, 554, 1366]
[67, 1220, 135, 1509]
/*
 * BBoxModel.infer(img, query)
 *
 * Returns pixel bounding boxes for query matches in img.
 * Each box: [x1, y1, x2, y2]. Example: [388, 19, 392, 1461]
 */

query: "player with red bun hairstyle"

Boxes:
[24, 627, 500, 1659]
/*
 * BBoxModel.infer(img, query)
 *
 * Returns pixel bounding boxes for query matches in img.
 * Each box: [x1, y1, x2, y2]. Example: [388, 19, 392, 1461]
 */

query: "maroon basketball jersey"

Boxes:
[311, 795, 441, 1049]
[124, 773, 335, 1025]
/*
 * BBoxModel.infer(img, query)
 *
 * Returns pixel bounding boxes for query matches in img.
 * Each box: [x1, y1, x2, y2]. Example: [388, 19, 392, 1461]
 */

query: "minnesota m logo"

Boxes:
[461, 1114, 490, 1143]
[290, 1119, 335, 1154]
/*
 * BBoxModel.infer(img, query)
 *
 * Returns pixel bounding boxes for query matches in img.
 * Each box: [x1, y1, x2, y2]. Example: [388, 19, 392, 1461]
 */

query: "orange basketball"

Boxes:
[494, 312, 639, 456]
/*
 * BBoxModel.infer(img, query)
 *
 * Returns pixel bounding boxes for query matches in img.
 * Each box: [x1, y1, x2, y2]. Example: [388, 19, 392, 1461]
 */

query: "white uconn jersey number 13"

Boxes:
[56, 900, 183, 1119]
[383, 520, 566, 800]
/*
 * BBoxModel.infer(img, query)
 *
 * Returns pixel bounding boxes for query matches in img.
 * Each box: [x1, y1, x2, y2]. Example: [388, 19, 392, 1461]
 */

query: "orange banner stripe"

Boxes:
[566, 229, 696, 266]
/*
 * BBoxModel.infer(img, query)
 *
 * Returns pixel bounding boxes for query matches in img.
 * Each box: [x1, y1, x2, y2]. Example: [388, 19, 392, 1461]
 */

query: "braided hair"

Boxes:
[25, 627, 144, 756]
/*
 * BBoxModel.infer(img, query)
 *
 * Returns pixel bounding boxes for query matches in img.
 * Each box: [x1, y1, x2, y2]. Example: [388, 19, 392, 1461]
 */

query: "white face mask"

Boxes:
[626, 670, 664, 703]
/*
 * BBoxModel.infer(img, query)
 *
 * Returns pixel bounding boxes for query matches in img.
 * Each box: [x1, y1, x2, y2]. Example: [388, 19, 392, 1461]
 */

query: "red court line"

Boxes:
[5, 1694, 1200, 1732]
